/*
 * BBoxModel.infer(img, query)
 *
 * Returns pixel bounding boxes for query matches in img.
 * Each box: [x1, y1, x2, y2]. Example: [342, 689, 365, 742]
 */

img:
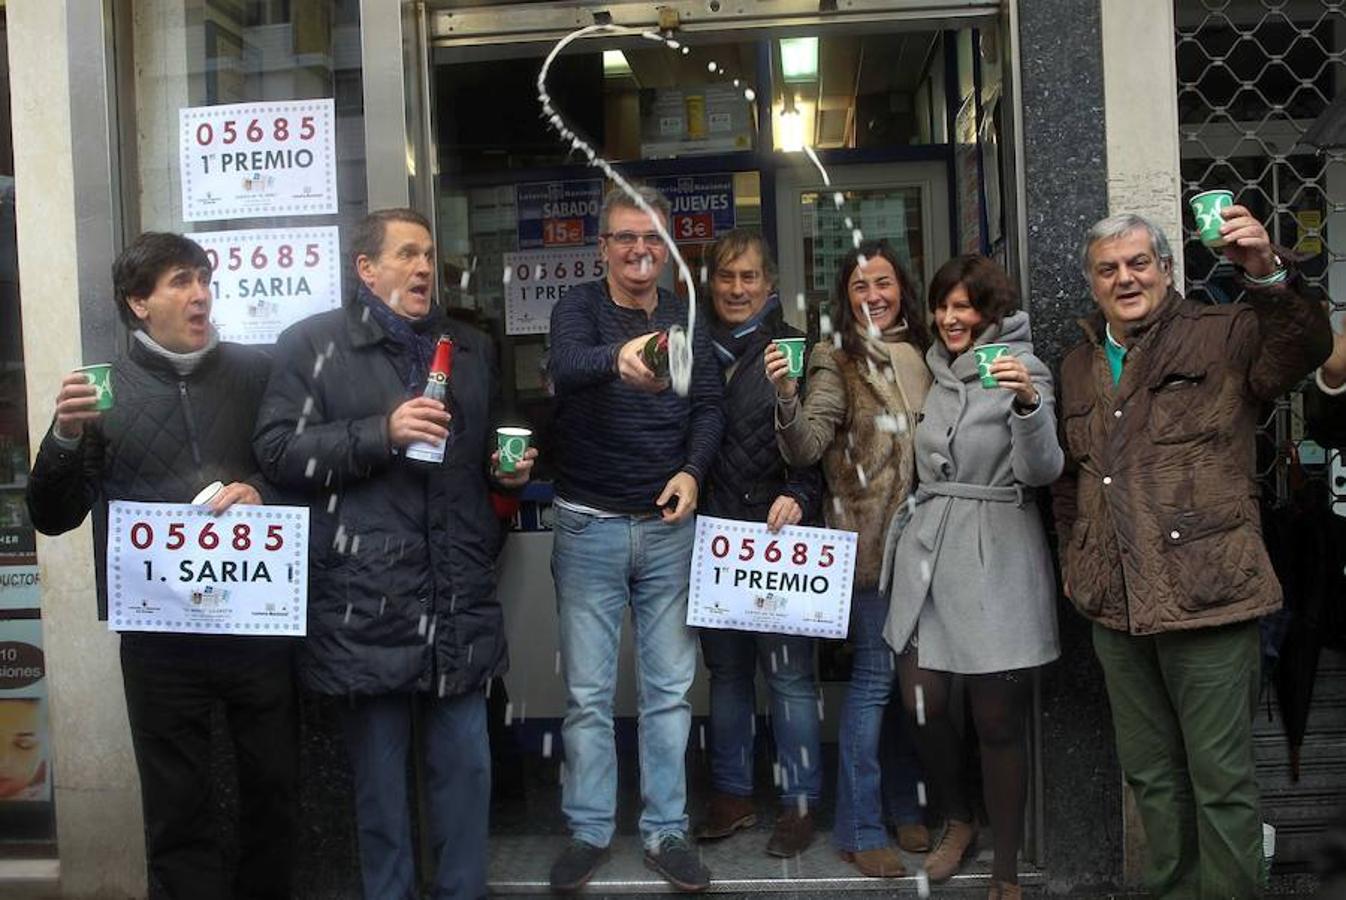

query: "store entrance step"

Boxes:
[487, 831, 1045, 894]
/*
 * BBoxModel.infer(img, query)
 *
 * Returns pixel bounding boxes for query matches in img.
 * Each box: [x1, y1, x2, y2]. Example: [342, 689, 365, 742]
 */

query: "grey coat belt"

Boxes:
[878, 479, 1027, 592]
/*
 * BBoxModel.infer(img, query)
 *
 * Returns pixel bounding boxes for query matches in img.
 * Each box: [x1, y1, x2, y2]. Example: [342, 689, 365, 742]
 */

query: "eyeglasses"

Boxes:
[602, 230, 667, 249]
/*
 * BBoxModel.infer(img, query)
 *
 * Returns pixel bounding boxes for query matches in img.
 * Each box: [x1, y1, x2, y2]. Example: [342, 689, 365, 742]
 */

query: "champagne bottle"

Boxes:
[406, 335, 454, 464]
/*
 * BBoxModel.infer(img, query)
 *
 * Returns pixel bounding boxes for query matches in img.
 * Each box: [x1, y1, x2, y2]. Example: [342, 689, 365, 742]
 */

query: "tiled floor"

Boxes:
[487, 829, 1029, 894]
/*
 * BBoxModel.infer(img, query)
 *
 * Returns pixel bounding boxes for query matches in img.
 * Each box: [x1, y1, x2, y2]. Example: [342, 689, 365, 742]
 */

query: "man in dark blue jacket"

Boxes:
[27, 232, 295, 900]
[546, 186, 724, 893]
[694, 228, 824, 857]
[253, 208, 534, 900]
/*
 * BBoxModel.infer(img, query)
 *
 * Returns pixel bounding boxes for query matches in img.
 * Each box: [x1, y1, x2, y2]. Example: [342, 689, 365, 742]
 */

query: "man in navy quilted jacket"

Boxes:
[25, 232, 295, 900]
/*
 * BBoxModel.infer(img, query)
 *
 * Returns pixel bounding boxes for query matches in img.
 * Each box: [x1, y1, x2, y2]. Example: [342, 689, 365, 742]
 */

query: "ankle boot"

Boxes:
[923, 819, 977, 882]
[839, 845, 907, 877]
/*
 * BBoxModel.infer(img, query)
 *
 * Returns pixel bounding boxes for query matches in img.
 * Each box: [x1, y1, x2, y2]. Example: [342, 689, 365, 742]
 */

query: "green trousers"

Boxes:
[1092, 620, 1263, 900]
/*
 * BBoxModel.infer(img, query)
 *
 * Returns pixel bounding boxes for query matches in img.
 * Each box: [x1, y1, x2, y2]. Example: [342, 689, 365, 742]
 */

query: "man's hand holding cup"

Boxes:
[53, 372, 104, 441]
[764, 344, 798, 399]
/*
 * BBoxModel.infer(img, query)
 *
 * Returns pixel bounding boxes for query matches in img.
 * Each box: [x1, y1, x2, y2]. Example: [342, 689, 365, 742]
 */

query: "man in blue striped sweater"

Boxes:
[547, 186, 724, 893]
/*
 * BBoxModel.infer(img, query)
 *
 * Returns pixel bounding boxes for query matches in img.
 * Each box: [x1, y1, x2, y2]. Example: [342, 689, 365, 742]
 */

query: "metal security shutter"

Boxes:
[1176, 0, 1346, 869]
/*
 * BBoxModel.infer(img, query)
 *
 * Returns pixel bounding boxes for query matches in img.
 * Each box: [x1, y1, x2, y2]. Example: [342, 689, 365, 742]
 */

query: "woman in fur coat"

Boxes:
[768, 239, 933, 877]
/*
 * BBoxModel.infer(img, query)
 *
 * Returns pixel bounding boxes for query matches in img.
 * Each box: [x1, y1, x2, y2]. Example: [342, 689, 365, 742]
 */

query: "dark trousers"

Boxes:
[120, 635, 298, 900]
[1093, 621, 1263, 899]
[340, 690, 490, 900]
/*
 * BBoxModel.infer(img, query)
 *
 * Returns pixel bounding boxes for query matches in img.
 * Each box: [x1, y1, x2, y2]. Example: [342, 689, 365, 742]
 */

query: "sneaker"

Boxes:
[644, 833, 711, 892]
[923, 819, 977, 882]
[765, 808, 815, 857]
[896, 821, 931, 853]
[694, 791, 758, 841]
[549, 839, 610, 893]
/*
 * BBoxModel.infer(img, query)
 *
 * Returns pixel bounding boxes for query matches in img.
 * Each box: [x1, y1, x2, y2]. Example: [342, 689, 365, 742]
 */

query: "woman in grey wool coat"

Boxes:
[878, 255, 1063, 900]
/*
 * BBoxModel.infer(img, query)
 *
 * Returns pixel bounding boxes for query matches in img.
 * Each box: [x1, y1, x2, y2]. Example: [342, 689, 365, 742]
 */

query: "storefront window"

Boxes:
[0, 5, 57, 859]
[131, 0, 367, 259]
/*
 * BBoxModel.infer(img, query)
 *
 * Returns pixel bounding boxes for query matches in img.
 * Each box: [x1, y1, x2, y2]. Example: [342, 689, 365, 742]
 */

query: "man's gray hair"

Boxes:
[1079, 213, 1174, 279]
[599, 185, 671, 233]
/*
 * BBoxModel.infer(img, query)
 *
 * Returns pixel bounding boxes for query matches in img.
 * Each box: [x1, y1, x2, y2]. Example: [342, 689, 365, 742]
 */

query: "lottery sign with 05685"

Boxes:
[107, 501, 309, 636]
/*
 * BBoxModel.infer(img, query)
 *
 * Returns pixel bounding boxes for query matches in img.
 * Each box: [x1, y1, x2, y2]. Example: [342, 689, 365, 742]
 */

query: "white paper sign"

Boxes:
[193, 226, 341, 344]
[502, 247, 606, 335]
[180, 99, 338, 222]
[107, 501, 309, 636]
[687, 516, 857, 639]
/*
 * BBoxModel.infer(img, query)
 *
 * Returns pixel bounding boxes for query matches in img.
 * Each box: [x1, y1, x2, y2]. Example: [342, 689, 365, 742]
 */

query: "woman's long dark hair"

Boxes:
[831, 239, 932, 360]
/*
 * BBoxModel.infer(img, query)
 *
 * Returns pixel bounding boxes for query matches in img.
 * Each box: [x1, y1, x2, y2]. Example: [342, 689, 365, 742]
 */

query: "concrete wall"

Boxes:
[8, 2, 146, 898]
[1100, 0, 1183, 284]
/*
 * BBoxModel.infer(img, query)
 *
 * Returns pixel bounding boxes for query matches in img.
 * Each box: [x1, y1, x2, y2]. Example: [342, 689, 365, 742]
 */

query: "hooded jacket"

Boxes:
[881, 311, 1063, 673]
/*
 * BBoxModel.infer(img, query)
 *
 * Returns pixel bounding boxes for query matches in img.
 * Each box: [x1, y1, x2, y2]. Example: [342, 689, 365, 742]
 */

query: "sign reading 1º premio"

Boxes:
[180, 98, 338, 222]
[687, 516, 857, 639]
[191, 227, 341, 345]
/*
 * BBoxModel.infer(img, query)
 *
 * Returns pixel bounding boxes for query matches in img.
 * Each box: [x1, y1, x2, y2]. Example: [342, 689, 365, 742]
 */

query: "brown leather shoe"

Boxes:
[923, 819, 977, 882]
[693, 791, 758, 840]
[896, 821, 931, 853]
[988, 880, 1022, 899]
[839, 845, 907, 877]
[765, 809, 814, 857]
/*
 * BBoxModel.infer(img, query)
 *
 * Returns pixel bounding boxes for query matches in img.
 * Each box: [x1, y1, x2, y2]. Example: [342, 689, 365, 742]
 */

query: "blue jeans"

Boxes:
[552, 508, 698, 848]
[340, 690, 489, 900]
[834, 588, 923, 852]
[700, 629, 822, 806]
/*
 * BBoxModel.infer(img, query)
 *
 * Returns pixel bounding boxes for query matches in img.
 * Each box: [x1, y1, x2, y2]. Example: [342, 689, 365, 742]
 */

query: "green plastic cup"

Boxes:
[973, 344, 1010, 388]
[496, 427, 532, 474]
[75, 363, 114, 411]
[775, 337, 807, 379]
[1189, 189, 1234, 248]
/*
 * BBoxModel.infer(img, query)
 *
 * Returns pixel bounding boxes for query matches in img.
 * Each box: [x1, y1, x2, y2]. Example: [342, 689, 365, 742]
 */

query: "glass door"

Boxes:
[774, 160, 950, 334]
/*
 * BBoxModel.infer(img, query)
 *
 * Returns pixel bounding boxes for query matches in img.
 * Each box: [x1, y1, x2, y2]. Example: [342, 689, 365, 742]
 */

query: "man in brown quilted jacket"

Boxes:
[1053, 208, 1332, 898]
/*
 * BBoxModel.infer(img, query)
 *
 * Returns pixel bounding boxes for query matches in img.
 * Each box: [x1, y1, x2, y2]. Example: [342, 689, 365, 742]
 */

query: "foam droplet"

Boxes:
[504, 702, 514, 726]
[460, 271, 471, 291]
[914, 684, 927, 725]
[681, 46, 690, 55]
[542, 732, 554, 758]
[795, 292, 806, 312]
[502, 266, 512, 285]
[916, 870, 931, 898]
[744, 88, 756, 101]
[833, 191, 845, 208]
[304, 457, 317, 478]
[707, 61, 718, 73]
[852, 228, 864, 248]
[916, 780, 928, 807]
